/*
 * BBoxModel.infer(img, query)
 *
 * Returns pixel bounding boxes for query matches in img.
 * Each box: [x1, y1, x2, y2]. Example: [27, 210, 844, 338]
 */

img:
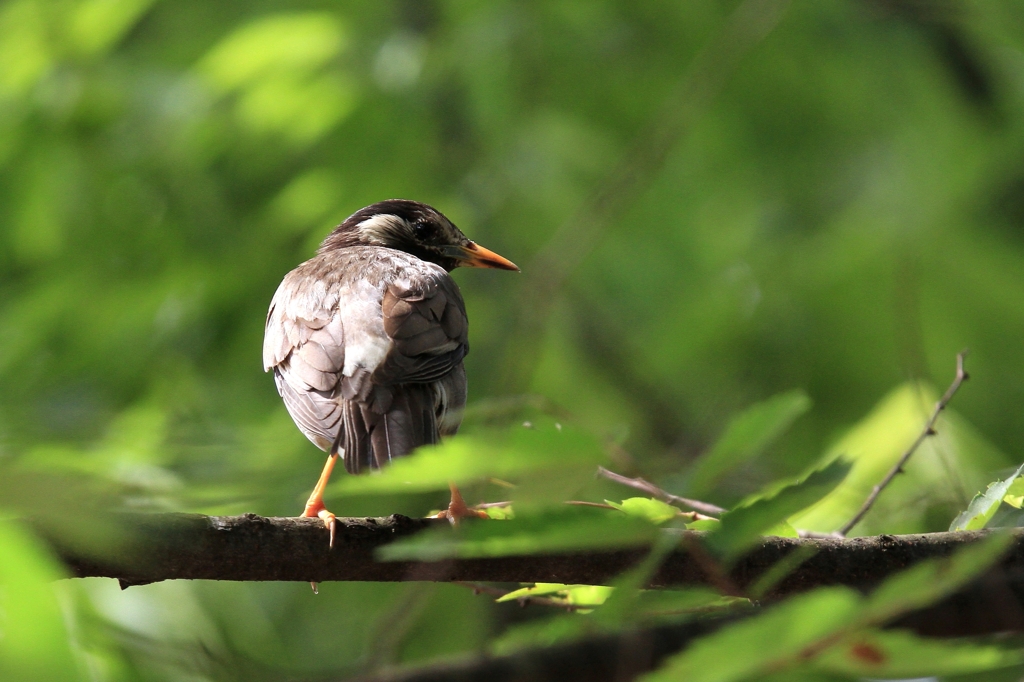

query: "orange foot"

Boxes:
[302, 453, 340, 547]
[432, 482, 489, 525]
[302, 453, 340, 594]
[302, 499, 337, 548]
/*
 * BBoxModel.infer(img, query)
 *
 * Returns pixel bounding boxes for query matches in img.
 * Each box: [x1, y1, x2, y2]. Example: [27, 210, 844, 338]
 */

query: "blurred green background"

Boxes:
[2, 0, 1024, 679]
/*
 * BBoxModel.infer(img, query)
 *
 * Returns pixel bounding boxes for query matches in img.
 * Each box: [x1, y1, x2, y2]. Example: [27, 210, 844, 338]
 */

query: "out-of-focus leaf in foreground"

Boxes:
[329, 420, 606, 500]
[951, 463, 1024, 531]
[641, 587, 863, 682]
[0, 467, 132, 561]
[708, 458, 851, 558]
[813, 628, 1021, 678]
[862, 532, 1012, 621]
[687, 390, 812, 497]
[377, 504, 657, 562]
[0, 520, 82, 681]
[643, 533, 1013, 681]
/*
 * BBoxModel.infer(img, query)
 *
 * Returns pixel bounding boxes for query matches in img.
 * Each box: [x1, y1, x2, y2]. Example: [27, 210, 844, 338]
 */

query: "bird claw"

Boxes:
[319, 509, 337, 548]
[432, 485, 490, 526]
[301, 452, 340, 550]
[433, 507, 490, 526]
[303, 508, 336, 594]
[301, 500, 337, 548]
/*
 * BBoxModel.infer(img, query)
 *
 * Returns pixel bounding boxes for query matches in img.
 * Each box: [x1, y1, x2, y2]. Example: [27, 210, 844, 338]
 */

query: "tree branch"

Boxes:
[41, 512, 1024, 602]
[837, 350, 970, 536]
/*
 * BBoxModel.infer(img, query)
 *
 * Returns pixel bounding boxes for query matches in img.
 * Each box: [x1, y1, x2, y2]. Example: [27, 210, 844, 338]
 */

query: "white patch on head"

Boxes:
[355, 214, 407, 246]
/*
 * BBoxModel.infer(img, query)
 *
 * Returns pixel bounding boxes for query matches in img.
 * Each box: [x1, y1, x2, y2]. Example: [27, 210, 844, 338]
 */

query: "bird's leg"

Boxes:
[433, 481, 489, 525]
[302, 453, 339, 548]
[302, 453, 340, 594]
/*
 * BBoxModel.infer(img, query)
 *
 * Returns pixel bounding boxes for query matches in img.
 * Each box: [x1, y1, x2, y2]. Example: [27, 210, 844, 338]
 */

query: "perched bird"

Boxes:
[263, 200, 518, 544]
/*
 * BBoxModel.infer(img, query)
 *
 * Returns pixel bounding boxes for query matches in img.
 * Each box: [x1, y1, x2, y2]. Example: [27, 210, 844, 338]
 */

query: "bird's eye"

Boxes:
[412, 221, 434, 240]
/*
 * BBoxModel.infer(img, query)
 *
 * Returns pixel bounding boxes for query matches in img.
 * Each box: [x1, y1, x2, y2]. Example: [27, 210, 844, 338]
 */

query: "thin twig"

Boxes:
[474, 501, 512, 509]
[565, 499, 718, 522]
[566, 500, 619, 510]
[836, 350, 970, 537]
[452, 581, 603, 612]
[597, 466, 726, 516]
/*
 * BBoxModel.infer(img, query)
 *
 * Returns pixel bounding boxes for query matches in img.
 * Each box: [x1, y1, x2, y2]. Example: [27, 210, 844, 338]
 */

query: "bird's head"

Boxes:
[319, 199, 519, 273]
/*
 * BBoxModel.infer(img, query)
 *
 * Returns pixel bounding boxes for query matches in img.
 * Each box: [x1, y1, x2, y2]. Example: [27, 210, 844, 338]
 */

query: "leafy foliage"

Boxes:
[378, 504, 659, 561]
[643, 535, 1017, 681]
[951, 462, 1024, 531]
[0, 522, 79, 681]
[330, 419, 605, 501]
[707, 458, 850, 558]
[686, 390, 812, 497]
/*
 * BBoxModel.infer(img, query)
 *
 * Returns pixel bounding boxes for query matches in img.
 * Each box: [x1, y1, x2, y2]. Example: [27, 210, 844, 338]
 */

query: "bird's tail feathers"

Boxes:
[340, 384, 439, 474]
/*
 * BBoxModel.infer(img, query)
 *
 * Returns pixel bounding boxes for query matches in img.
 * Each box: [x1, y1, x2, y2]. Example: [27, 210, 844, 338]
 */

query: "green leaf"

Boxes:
[950, 463, 1024, 531]
[495, 583, 611, 614]
[0, 520, 82, 681]
[1005, 478, 1024, 499]
[641, 587, 864, 682]
[747, 543, 820, 600]
[787, 383, 1005, 535]
[329, 420, 606, 500]
[377, 504, 659, 562]
[631, 588, 747, 620]
[605, 497, 680, 524]
[495, 583, 597, 603]
[685, 519, 720, 531]
[688, 390, 812, 496]
[489, 615, 593, 657]
[862, 532, 1012, 621]
[813, 628, 1021, 677]
[762, 520, 799, 538]
[644, 534, 1011, 681]
[484, 504, 515, 520]
[563, 585, 613, 608]
[495, 583, 566, 602]
[593, 532, 686, 626]
[197, 13, 347, 91]
[69, 0, 156, 57]
[708, 459, 851, 558]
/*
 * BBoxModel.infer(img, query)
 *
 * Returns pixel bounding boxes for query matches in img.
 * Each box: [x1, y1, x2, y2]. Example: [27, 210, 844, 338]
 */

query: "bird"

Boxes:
[263, 199, 518, 546]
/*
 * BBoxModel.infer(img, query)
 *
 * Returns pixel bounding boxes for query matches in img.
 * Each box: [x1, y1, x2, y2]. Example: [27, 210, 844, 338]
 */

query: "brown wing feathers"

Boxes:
[266, 255, 469, 475]
[377, 279, 467, 384]
[342, 277, 467, 473]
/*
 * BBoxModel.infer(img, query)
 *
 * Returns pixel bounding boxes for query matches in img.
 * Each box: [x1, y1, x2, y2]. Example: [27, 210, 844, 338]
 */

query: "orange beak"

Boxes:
[449, 242, 520, 271]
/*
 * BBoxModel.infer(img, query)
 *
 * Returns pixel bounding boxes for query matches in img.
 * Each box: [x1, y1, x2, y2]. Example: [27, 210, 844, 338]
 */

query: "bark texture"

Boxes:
[45, 513, 1024, 603]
